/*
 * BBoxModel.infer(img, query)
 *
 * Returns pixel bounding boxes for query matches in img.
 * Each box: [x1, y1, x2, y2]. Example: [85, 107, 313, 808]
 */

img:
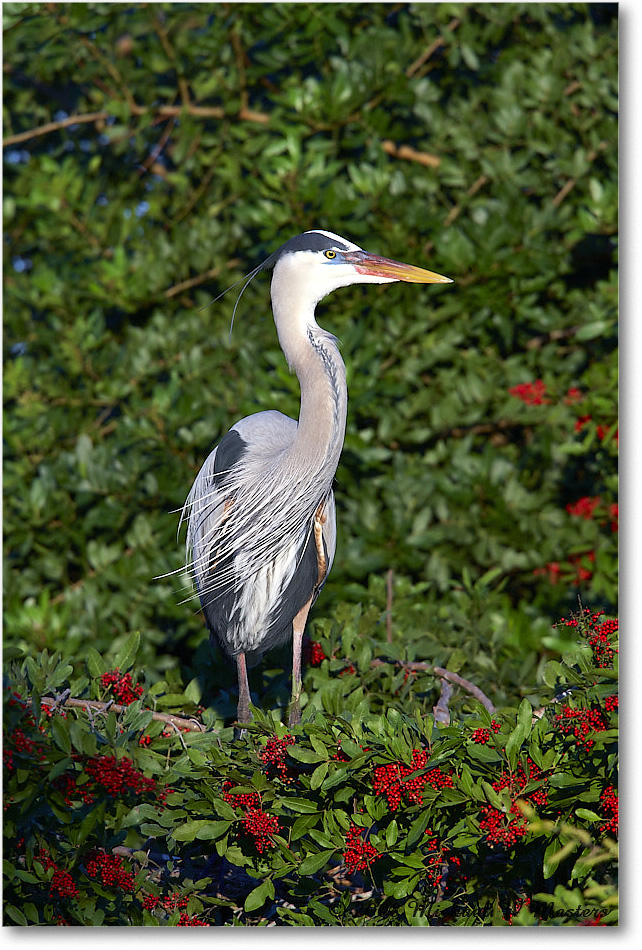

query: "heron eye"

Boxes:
[324, 250, 337, 259]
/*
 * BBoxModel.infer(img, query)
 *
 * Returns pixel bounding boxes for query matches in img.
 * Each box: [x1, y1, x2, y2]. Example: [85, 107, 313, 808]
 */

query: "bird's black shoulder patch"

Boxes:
[214, 428, 247, 478]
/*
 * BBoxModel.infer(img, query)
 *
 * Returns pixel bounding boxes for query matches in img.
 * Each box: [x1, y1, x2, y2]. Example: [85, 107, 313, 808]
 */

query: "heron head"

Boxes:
[267, 229, 451, 309]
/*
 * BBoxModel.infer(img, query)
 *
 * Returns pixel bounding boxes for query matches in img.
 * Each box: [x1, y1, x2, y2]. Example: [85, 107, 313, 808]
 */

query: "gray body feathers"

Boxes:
[183, 410, 336, 666]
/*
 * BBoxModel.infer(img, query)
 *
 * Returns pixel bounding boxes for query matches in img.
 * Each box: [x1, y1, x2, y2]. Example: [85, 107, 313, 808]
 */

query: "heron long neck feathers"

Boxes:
[184, 275, 347, 600]
[273, 307, 347, 487]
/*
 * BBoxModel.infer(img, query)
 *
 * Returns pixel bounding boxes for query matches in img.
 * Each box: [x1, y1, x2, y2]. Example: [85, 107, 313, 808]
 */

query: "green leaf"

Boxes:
[291, 813, 319, 840]
[51, 716, 71, 753]
[112, 631, 140, 673]
[386, 819, 399, 847]
[244, 878, 275, 912]
[517, 698, 533, 737]
[5, 905, 28, 926]
[283, 798, 320, 814]
[299, 849, 334, 875]
[310, 761, 328, 789]
[287, 746, 325, 764]
[86, 647, 106, 678]
[575, 808, 602, 822]
[405, 811, 431, 848]
[172, 819, 219, 842]
[505, 723, 526, 770]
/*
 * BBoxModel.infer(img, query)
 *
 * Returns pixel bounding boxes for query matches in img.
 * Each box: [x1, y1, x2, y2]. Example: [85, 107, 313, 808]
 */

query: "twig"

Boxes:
[3, 103, 269, 149]
[369, 658, 496, 713]
[3, 111, 108, 146]
[406, 18, 461, 77]
[136, 114, 177, 178]
[433, 667, 496, 713]
[381, 140, 441, 169]
[167, 719, 189, 749]
[552, 141, 608, 207]
[40, 696, 207, 732]
[432, 678, 452, 725]
[153, 14, 191, 107]
[525, 324, 583, 350]
[49, 688, 71, 713]
[164, 259, 241, 298]
[443, 174, 489, 227]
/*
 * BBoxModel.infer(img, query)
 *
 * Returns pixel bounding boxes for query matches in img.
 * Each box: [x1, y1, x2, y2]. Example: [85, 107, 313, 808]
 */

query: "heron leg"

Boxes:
[236, 651, 252, 724]
[289, 595, 313, 726]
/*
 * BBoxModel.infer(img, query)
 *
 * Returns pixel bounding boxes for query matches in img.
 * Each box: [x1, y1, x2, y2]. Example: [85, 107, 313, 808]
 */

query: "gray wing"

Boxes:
[182, 410, 336, 663]
[183, 410, 297, 594]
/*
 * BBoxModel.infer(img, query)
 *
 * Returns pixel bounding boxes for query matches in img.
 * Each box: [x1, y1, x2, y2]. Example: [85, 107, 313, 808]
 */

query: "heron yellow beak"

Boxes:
[344, 250, 452, 284]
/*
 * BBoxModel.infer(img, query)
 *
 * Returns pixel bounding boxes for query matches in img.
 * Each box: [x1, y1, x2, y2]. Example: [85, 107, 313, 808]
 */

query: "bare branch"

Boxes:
[164, 259, 241, 298]
[3, 103, 269, 149]
[432, 678, 453, 725]
[433, 667, 496, 713]
[40, 695, 207, 732]
[370, 657, 496, 713]
[382, 140, 441, 169]
[406, 18, 461, 77]
[3, 111, 108, 147]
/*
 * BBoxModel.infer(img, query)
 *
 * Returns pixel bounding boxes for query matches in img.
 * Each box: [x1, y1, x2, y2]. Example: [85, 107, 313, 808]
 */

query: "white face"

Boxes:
[272, 232, 397, 313]
[270, 229, 451, 321]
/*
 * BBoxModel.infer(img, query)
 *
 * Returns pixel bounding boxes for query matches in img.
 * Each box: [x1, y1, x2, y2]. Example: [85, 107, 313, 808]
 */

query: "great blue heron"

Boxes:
[183, 229, 451, 725]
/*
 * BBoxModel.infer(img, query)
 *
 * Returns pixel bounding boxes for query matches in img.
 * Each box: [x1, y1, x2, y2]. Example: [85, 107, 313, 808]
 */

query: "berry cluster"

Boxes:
[222, 779, 261, 810]
[142, 892, 189, 911]
[553, 705, 608, 750]
[479, 802, 529, 848]
[423, 829, 462, 889]
[54, 771, 95, 806]
[41, 703, 66, 720]
[344, 825, 379, 873]
[303, 639, 327, 666]
[555, 610, 618, 669]
[332, 741, 351, 762]
[177, 912, 209, 926]
[38, 849, 78, 899]
[600, 786, 618, 836]
[471, 728, 490, 744]
[242, 807, 280, 853]
[566, 496, 600, 519]
[509, 380, 549, 405]
[85, 850, 135, 892]
[100, 668, 143, 705]
[4, 693, 49, 771]
[258, 734, 296, 782]
[564, 496, 618, 533]
[604, 695, 618, 712]
[372, 749, 453, 810]
[508, 896, 532, 924]
[587, 624, 618, 668]
[85, 754, 157, 798]
[479, 761, 548, 849]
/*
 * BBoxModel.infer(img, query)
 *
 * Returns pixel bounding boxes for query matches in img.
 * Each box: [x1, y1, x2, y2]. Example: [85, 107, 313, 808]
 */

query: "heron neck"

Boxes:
[273, 302, 347, 480]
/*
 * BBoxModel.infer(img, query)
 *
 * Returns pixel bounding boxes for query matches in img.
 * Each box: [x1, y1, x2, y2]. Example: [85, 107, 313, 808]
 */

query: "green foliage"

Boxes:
[3, 608, 618, 925]
[3, 2, 617, 927]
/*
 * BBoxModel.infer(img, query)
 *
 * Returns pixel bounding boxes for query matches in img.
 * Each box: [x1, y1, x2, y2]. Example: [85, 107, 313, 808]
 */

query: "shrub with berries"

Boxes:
[3, 607, 617, 927]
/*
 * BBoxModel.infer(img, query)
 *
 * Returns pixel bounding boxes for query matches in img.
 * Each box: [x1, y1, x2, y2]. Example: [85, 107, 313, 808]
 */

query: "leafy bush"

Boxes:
[3, 606, 618, 926]
[3, 2, 617, 926]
